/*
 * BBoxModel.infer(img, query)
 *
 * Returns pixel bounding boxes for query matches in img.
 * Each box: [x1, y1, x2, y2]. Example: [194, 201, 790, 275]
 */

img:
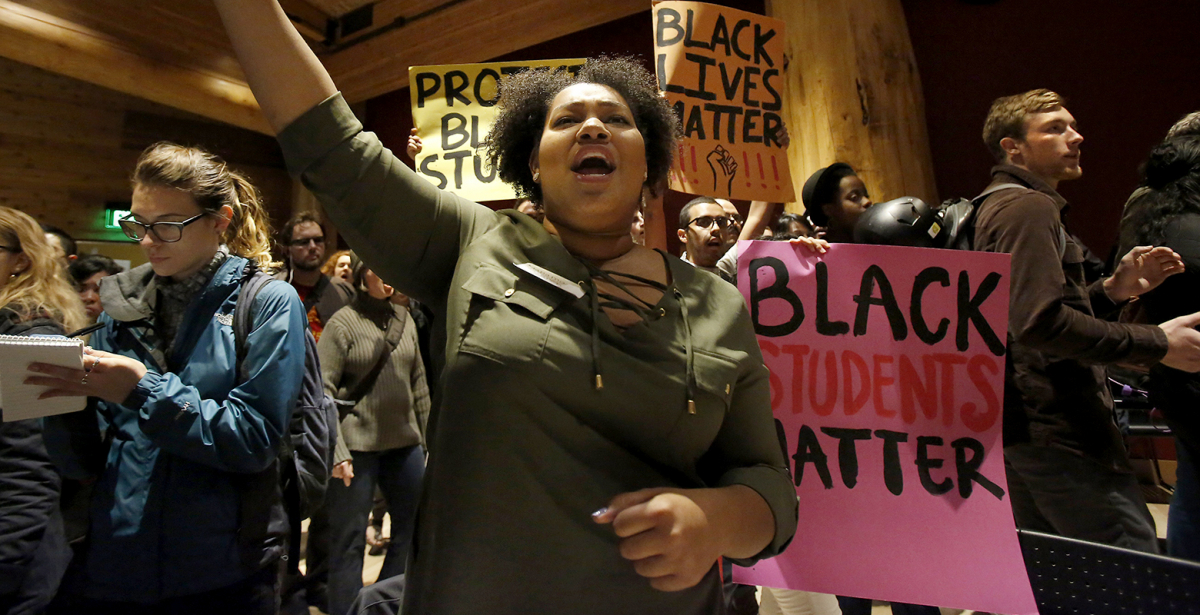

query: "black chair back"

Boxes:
[1018, 529, 1200, 614]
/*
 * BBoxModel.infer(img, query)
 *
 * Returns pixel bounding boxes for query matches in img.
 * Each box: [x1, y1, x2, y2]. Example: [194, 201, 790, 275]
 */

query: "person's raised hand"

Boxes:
[1104, 245, 1184, 303]
[26, 348, 147, 405]
[592, 487, 723, 592]
[1160, 310, 1200, 372]
[775, 122, 790, 149]
[789, 236, 828, 254]
[406, 127, 423, 162]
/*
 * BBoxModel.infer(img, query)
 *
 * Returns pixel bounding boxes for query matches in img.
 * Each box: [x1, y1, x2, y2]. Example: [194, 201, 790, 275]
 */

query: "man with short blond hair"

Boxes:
[973, 89, 1200, 553]
[981, 88, 1068, 164]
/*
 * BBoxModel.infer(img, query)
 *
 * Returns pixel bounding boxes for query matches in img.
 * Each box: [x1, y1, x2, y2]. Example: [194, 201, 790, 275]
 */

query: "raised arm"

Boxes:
[739, 200, 781, 240]
[214, 0, 495, 309]
[213, 0, 337, 132]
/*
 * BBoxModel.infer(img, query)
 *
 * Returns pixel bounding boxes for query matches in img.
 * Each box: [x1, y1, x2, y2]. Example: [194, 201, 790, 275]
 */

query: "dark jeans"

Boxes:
[280, 499, 330, 614]
[1169, 443, 1200, 561]
[71, 563, 279, 615]
[328, 446, 424, 615]
[1005, 443, 1160, 553]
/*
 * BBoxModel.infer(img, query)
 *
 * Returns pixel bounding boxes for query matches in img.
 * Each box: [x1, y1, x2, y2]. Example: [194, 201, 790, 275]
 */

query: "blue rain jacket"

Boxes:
[45, 255, 305, 603]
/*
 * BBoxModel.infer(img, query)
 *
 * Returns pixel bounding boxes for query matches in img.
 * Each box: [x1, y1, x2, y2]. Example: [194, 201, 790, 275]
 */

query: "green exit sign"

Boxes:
[104, 207, 131, 230]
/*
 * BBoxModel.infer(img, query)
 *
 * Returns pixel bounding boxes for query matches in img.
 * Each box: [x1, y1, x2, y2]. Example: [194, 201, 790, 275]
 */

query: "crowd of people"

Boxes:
[2, 1, 1200, 614]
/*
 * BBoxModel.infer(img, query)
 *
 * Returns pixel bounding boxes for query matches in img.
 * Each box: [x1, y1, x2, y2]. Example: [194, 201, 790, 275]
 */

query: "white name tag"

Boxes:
[515, 262, 585, 299]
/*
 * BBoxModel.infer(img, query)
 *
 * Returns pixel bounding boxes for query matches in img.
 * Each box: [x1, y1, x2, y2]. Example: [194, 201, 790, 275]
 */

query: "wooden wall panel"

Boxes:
[0, 57, 292, 244]
[325, 0, 647, 102]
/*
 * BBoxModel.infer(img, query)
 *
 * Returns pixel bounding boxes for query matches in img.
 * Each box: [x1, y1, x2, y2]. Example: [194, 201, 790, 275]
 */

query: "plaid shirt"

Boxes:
[155, 247, 229, 353]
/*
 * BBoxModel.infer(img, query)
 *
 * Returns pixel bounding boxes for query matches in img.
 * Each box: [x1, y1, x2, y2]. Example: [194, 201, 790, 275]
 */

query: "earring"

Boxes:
[532, 171, 540, 183]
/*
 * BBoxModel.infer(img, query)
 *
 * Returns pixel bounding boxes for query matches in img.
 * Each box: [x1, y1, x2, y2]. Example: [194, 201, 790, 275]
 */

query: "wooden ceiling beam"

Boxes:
[0, 0, 271, 134]
[325, 0, 647, 103]
[280, 0, 333, 42]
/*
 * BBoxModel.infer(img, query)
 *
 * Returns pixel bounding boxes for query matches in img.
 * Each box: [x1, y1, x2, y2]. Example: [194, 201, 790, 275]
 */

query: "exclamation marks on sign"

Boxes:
[756, 152, 766, 188]
[690, 146, 698, 183]
[771, 155, 780, 190]
[743, 152, 752, 188]
[673, 145, 701, 185]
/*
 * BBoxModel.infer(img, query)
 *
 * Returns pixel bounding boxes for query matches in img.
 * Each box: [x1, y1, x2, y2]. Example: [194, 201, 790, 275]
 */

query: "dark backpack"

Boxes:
[233, 269, 339, 573]
[938, 183, 1025, 250]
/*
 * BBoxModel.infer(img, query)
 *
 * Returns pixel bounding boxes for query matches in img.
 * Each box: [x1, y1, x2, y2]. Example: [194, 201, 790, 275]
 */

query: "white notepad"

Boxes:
[0, 334, 85, 421]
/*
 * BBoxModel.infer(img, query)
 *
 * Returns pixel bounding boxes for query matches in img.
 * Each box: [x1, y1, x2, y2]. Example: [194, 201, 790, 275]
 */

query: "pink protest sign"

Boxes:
[733, 241, 1037, 615]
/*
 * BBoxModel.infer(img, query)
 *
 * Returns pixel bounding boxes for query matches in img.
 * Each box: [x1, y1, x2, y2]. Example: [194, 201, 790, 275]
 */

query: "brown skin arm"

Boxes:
[739, 200, 782, 240]
[213, 0, 337, 133]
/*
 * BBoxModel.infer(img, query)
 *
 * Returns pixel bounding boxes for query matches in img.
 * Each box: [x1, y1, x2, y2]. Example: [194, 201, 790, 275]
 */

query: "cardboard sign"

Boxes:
[653, 1, 795, 203]
[733, 241, 1037, 615]
[409, 59, 585, 202]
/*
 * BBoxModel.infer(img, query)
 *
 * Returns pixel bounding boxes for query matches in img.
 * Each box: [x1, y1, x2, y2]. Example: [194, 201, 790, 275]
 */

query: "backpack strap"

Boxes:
[973, 182, 1067, 259]
[336, 310, 407, 414]
[233, 269, 275, 379]
[231, 268, 304, 572]
[971, 182, 1026, 206]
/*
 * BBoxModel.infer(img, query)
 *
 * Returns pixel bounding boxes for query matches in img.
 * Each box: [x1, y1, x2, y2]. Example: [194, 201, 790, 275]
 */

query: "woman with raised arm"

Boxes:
[0, 207, 84, 615]
[31, 142, 307, 614]
[214, 3, 797, 613]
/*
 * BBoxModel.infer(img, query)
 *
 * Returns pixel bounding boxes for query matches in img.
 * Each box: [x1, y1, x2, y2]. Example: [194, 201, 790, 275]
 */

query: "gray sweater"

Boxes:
[317, 297, 430, 464]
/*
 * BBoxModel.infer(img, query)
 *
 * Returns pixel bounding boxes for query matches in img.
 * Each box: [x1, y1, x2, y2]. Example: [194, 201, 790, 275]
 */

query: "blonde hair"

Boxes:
[0, 207, 86, 332]
[982, 89, 1066, 163]
[321, 249, 350, 278]
[132, 142, 278, 271]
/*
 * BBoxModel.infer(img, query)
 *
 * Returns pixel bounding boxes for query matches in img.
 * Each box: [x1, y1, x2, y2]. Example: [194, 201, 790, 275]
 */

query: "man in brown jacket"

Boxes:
[974, 89, 1200, 552]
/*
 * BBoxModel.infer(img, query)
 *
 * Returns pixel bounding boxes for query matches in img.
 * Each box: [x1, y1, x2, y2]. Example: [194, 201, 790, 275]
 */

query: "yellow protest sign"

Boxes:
[653, 1, 794, 203]
[409, 59, 585, 202]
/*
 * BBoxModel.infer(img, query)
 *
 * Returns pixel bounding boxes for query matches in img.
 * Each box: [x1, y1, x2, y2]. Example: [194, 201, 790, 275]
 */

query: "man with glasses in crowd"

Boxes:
[677, 196, 735, 275]
[276, 212, 353, 343]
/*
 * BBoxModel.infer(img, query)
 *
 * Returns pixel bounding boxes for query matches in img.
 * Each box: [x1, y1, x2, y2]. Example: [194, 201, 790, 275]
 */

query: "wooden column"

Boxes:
[765, 0, 939, 214]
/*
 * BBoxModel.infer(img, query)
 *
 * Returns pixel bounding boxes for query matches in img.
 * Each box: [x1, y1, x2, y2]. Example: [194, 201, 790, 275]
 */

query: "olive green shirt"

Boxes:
[279, 93, 797, 615]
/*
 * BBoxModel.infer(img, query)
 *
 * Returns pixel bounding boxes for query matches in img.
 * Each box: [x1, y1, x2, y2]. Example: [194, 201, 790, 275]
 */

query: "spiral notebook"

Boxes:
[0, 334, 85, 421]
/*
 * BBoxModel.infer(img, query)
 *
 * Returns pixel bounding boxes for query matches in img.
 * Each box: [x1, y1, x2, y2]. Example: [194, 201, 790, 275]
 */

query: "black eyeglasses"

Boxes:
[119, 212, 208, 243]
[288, 236, 325, 248]
[688, 215, 733, 230]
[0, 244, 18, 253]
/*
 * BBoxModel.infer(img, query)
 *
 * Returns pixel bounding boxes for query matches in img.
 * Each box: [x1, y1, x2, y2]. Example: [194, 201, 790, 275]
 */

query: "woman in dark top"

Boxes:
[0, 206, 85, 614]
[213, 2, 798, 613]
[1126, 134, 1200, 562]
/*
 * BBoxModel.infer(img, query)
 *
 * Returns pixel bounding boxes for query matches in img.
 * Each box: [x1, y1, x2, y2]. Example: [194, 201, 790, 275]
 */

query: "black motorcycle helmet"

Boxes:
[852, 196, 950, 248]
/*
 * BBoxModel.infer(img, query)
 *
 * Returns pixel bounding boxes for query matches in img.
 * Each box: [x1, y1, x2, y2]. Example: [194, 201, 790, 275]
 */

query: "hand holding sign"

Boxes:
[407, 127, 423, 162]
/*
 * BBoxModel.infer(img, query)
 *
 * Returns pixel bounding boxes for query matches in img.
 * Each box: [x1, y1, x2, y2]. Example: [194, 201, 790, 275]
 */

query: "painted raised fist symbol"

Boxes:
[707, 145, 737, 195]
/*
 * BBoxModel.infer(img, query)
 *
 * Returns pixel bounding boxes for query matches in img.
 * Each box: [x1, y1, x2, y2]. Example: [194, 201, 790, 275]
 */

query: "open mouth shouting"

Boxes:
[571, 148, 616, 182]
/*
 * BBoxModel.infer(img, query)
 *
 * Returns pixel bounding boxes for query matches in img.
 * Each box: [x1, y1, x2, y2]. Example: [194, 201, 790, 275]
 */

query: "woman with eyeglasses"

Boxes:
[32, 142, 307, 614]
[0, 206, 85, 614]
